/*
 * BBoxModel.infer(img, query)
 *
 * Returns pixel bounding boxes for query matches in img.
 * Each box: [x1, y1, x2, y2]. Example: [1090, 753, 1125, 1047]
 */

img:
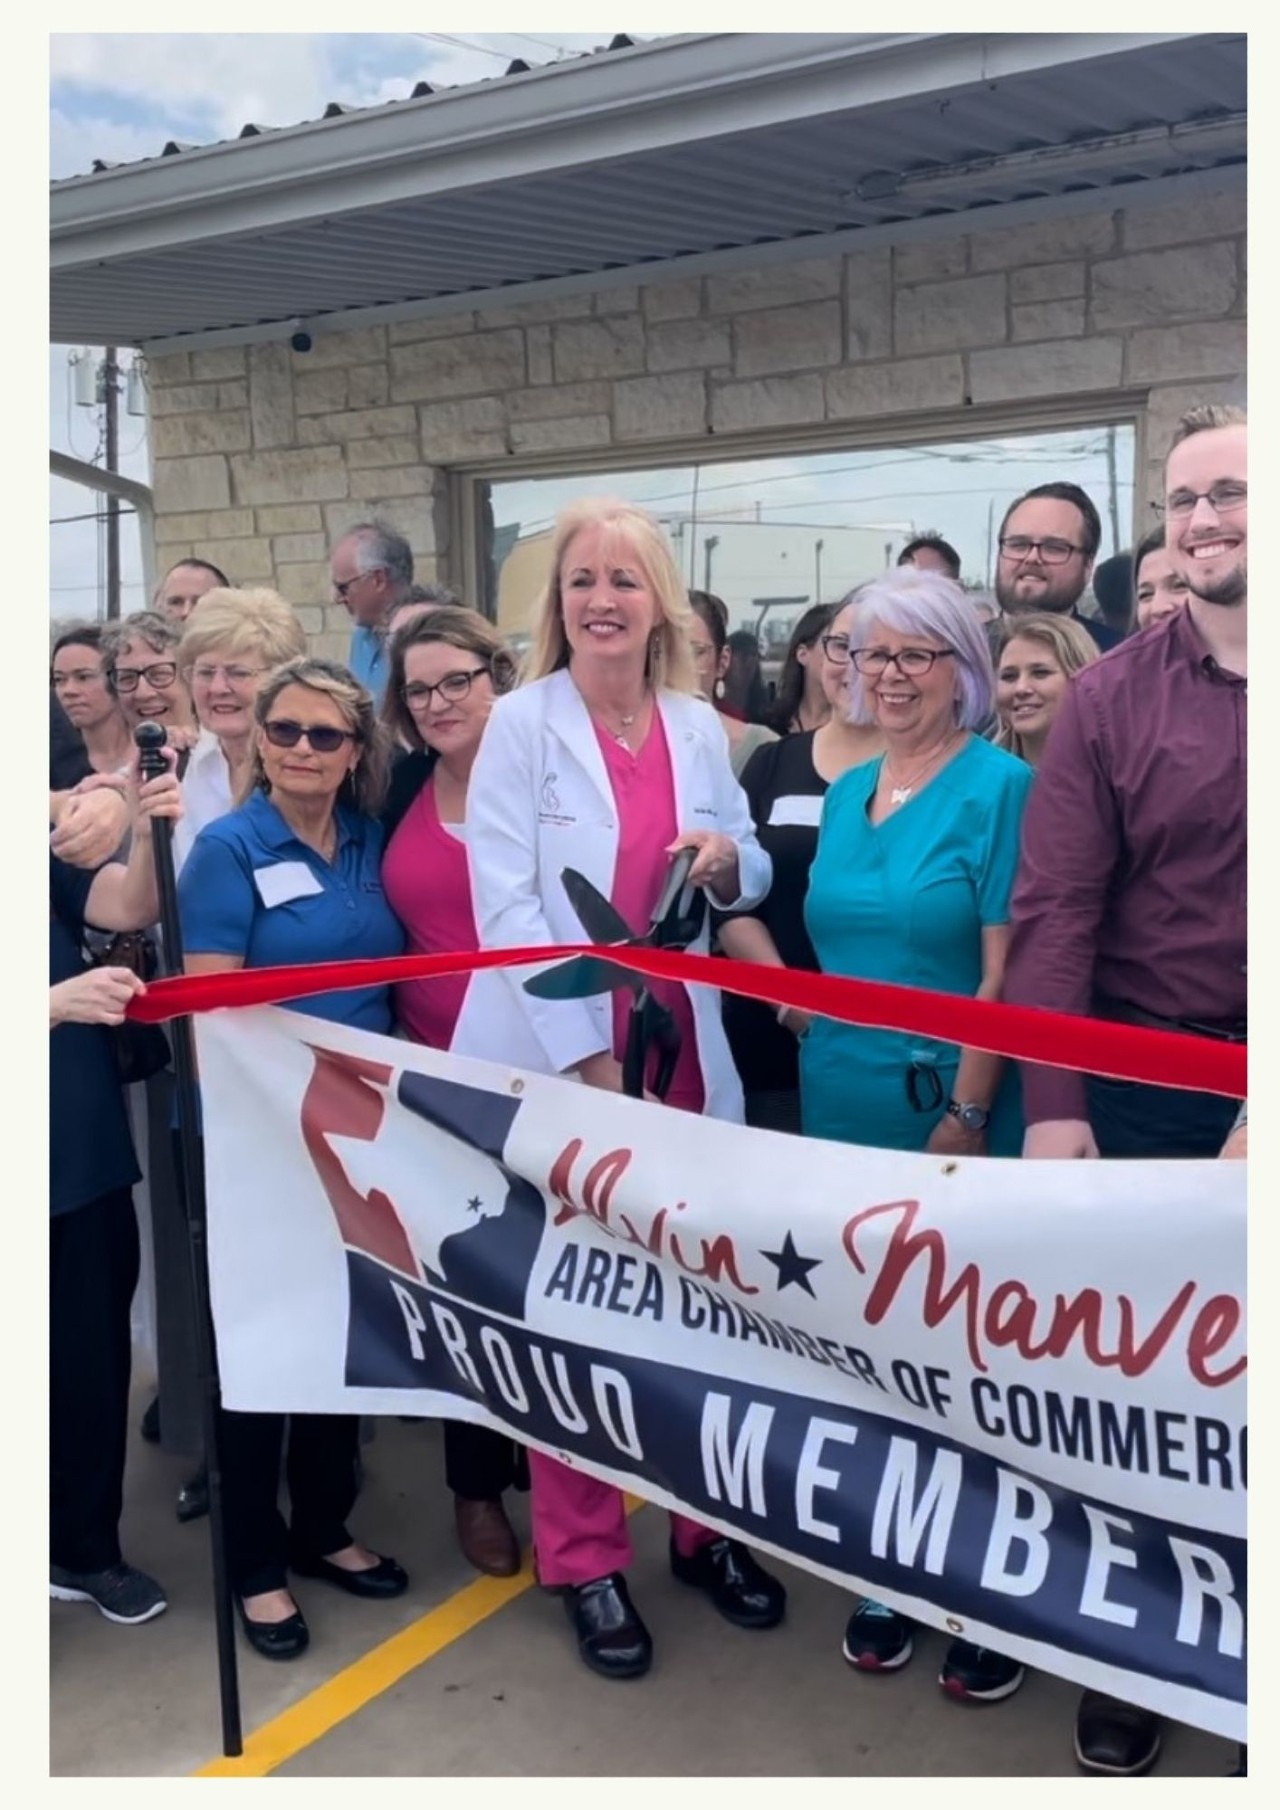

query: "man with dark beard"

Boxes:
[994, 481, 1123, 651]
[1002, 404, 1246, 1777]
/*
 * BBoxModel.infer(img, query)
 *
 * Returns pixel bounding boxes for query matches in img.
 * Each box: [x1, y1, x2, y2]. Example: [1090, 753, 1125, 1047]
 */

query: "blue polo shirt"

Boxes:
[177, 789, 403, 1033]
[348, 626, 388, 702]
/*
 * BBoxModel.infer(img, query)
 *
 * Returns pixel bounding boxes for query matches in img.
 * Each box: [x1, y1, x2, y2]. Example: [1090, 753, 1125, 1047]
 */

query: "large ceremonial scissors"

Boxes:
[522, 848, 705, 1101]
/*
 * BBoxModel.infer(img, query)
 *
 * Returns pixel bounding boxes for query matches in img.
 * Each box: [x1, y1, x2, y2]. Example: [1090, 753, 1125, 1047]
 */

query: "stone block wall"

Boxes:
[146, 187, 1246, 652]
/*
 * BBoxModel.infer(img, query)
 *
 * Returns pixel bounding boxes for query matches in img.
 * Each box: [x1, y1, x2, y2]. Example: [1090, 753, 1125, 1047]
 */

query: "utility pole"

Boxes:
[814, 538, 824, 603]
[103, 347, 121, 620]
[703, 534, 719, 593]
[1104, 424, 1122, 553]
[985, 497, 995, 587]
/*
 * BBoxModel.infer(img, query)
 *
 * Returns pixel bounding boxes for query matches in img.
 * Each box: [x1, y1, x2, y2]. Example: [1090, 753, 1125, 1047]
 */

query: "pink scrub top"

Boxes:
[595, 716, 705, 1114]
[382, 776, 476, 1051]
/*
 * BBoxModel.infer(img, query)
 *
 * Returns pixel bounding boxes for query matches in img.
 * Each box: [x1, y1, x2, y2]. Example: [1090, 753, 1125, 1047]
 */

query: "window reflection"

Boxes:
[477, 423, 1135, 659]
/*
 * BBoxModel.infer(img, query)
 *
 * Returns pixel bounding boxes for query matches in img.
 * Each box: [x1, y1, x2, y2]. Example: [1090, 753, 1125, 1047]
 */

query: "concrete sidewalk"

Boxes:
[49, 1383, 1236, 1777]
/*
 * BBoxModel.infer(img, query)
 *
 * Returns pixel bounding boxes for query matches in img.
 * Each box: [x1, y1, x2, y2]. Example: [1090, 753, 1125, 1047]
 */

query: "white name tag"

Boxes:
[767, 793, 824, 829]
[253, 861, 324, 909]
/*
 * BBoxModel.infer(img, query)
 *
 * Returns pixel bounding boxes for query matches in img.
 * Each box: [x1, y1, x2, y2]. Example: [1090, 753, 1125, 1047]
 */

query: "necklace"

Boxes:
[883, 731, 964, 807]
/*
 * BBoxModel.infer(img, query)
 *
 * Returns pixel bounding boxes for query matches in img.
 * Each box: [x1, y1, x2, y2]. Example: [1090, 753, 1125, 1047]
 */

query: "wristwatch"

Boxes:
[946, 1099, 990, 1132]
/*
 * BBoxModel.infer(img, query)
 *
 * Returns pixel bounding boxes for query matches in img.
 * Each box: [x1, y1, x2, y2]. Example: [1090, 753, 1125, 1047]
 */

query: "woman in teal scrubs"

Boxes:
[794, 568, 1033, 1702]
[799, 571, 1032, 1158]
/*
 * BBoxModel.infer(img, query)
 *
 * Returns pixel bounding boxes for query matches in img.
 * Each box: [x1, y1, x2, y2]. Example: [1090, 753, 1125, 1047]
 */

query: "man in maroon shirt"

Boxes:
[1004, 404, 1246, 1775]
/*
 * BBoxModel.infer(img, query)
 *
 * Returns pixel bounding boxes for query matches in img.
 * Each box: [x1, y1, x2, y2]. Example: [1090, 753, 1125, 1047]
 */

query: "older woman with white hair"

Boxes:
[466, 496, 785, 1683]
[799, 566, 1032, 1702]
[175, 587, 307, 871]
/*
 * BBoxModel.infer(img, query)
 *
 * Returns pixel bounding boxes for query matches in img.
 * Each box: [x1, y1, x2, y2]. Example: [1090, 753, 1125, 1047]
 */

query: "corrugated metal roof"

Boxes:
[53, 34, 643, 181]
[50, 32, 1246, 351]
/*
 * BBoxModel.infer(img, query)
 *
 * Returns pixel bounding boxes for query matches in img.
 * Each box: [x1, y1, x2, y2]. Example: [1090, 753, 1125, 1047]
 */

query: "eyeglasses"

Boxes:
[262, 719, 358, 753]
[333, 568, 381, 599]
[51, 668, 104, 689]
[401, 668, 488, 709]
[114, 661, 178, 692]
[190, 664, 265, 687]
[851, 646, 956, 677]
[998, 535, 1085, 566]
[1159, 482, 1248, 520]
[820, 634, 852, 664]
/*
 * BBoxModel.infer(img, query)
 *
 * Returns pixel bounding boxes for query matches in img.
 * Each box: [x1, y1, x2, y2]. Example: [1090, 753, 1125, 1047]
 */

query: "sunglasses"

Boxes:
[262, 719, 358, 753]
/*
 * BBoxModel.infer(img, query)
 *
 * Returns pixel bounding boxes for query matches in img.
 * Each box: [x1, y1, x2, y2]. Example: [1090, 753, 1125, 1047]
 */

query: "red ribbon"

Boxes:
[127, 945, 1245, 1100]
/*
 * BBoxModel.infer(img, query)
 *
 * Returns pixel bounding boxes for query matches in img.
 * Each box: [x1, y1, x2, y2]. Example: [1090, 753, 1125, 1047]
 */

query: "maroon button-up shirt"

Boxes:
[1004, 607, 1246, 1125]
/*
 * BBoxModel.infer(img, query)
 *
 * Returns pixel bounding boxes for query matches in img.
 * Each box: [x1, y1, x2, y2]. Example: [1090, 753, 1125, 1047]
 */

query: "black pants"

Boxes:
[50, 1188, 140, 1573]
[217, 1407, 361, 1599]
[444, 1421, 528, 1499]
[1086, 1073, 1239, 1160]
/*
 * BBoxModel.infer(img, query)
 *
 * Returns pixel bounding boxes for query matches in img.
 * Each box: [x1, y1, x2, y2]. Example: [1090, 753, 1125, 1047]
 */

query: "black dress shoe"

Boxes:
[139, 1396, 161, 1445]
[670, 1536, 786, 1629]
[237, 1599, 310, 1661]
[561, 1573, 653, 1680]
[1074, 1691, 1162, 1775]
[291, 1552, 409, 1599]
[176, 1468, 208, 1523]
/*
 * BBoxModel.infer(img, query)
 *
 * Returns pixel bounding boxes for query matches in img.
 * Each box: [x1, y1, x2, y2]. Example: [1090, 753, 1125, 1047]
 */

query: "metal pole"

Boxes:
[1105, 423, 1122, 554]
[135, 726, 243, 1757]
[104, 350, 121, 621]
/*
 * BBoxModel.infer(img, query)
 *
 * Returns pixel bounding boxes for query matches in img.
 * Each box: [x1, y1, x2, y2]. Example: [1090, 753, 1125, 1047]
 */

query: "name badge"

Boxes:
[768, 794, 824, 829]
[253, 861, 324, 909]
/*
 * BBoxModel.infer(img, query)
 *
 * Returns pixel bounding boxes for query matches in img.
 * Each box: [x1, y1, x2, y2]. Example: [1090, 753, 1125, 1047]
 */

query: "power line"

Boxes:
[410, 32, 525, 64]
[51, 508, 138, 526]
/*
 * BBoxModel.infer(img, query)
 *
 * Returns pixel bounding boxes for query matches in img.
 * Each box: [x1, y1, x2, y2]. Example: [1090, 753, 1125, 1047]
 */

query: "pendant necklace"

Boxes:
[883, 731, 963, 808]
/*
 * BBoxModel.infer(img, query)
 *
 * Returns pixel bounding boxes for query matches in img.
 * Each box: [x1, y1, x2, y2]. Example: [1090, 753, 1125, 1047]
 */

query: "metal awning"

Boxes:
[50, 30, 1246, 353]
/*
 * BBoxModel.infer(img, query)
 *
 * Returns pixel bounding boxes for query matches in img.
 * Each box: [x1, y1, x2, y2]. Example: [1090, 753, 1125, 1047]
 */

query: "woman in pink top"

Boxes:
[380, 608, 528, 1582]
[466, 498, 784, 1682]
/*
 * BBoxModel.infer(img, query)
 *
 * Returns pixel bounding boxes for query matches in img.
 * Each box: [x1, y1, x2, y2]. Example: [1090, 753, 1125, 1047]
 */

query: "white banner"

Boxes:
[196, 1006, 1246, 1741]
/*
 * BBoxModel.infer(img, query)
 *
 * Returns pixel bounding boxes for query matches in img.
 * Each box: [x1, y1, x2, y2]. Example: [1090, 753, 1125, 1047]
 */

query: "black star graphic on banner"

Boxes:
[759, 1231, 823, 1297]
[466, 1195, 483, 1215]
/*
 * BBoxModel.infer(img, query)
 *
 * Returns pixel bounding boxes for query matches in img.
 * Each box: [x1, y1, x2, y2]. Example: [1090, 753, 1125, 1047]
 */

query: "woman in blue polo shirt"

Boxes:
[179, 656, 407, 1662]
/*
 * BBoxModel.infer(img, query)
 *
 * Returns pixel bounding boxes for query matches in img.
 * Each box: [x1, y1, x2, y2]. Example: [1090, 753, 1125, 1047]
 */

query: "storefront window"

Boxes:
[475, 422, 1136, 656]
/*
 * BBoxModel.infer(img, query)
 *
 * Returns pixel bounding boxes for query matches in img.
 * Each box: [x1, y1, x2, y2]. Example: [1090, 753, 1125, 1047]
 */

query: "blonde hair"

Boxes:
[243, 656, 390, 816]
[523, 497, 696, 694]
[180, 588, 306, 674]
[991, 612, 1099, 760]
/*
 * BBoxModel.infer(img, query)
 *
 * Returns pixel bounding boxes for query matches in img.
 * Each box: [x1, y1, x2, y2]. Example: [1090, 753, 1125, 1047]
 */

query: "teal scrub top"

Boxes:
[801, 735, 1033, 1155]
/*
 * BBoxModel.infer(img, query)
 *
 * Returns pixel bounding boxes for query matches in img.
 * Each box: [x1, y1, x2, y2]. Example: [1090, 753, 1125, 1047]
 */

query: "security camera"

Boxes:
[290, 328, 313, 354]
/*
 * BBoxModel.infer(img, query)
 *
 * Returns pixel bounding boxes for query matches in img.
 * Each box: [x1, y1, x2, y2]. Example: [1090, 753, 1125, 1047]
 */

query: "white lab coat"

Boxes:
[462, 669, 771, 1122]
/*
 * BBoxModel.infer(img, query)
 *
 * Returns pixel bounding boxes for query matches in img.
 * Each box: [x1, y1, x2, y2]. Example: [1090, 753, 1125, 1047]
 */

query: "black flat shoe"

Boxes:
[561, 1573, 652, 1680]
[291, 1552, 409, 1599]
[1073, 1691, 1162, 1776]
[237, 1599, 309, 1661]
[175, 1469, 208, 1523]
[670, 1536, 786, 1629]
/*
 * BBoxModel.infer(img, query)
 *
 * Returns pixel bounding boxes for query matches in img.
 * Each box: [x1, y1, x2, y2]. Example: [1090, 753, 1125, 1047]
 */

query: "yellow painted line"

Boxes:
[193, 1495, 649, 1777]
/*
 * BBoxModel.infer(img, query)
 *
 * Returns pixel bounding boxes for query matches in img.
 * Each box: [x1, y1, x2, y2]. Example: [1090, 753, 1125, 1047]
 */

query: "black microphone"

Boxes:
[134, 719, 169, 781]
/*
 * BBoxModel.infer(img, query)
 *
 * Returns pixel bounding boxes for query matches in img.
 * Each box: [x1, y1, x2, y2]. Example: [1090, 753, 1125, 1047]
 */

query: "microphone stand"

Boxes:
[134, 724, 242, 1756]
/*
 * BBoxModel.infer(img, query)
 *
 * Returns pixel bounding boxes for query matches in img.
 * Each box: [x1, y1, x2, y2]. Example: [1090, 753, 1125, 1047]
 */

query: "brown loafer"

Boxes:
[454, 1496, 520, 1577]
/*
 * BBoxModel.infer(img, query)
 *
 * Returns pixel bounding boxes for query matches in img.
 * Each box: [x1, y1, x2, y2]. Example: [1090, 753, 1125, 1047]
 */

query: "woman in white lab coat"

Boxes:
[466, 496, 786, 1681]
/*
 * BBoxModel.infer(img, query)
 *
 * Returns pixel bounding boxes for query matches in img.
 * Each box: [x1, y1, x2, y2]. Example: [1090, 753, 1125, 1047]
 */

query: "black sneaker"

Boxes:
[50, 1561, 167, 1625]
[841, 1598, 913, 1671]
[940, 1638, 1026, 1703]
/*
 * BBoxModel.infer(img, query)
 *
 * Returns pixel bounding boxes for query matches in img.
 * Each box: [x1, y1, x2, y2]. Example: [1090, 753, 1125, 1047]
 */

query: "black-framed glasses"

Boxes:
[401, 668, 489, 709]
[262, 719, 358, 753]
[113, 661, 178, 692]
[998, 535, 1084, 566]
[1157, 482, 1248, 520]
[333, 568, 381, 599]
[851, 646, 955, 677]
[820, 633, 852, 664]
[906, 1061, 944, 1114]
